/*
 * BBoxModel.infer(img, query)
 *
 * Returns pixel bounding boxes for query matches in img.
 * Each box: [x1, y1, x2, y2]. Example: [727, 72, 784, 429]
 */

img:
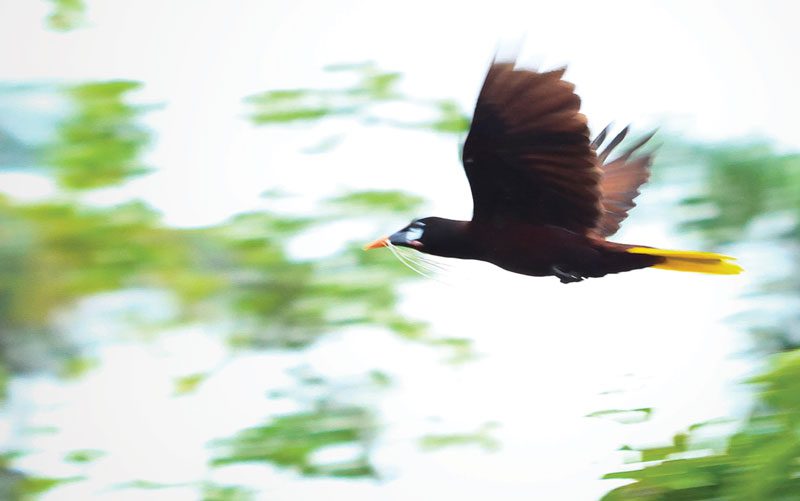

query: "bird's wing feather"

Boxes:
[592, 128, 655, 238]
[462, 59, 602, 231]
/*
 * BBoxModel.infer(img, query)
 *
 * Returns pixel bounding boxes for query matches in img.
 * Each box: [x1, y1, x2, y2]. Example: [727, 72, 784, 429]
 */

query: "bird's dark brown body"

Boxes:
[411, 218, 660, 280]
[364, 56, 741, 281]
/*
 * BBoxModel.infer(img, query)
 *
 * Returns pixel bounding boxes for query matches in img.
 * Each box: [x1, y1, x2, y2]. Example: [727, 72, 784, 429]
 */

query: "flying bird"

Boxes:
[364, 58, 742, 283]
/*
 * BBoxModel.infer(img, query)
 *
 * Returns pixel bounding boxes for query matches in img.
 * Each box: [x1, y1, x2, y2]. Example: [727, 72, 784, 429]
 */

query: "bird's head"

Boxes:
[364, 218, 429, 251]
[363, 217, 470, 257]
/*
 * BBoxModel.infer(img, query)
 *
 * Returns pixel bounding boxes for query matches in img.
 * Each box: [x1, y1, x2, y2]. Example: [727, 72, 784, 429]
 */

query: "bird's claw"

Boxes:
[552, 266, 584, 284]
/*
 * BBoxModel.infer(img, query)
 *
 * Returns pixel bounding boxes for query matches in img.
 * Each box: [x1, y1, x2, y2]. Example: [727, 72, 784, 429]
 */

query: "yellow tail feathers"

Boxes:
[627, 247, 743, 275]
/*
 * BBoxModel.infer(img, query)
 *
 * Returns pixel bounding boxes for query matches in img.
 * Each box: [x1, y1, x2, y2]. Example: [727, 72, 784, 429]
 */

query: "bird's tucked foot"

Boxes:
[552, 265, 584, 284]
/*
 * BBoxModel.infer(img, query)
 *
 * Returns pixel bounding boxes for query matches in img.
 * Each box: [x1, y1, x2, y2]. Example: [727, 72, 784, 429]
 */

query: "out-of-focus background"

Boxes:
[1, 1, 799, 499]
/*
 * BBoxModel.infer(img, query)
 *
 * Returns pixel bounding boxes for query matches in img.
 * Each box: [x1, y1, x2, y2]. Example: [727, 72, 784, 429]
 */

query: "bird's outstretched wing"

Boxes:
[462, 59, 602, 231]
[591, 126, 655, 238]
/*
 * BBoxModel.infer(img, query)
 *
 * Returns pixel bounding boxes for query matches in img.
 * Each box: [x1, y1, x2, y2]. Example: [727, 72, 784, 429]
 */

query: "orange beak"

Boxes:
[363, 236, 389, 250]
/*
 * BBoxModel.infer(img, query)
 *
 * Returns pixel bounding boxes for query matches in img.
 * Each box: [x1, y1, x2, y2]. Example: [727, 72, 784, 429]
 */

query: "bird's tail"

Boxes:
[626, 247, 743, 275]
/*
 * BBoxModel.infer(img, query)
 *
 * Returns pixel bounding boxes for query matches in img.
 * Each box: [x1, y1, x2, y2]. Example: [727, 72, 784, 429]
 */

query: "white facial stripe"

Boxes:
[405, 226, 424, 241]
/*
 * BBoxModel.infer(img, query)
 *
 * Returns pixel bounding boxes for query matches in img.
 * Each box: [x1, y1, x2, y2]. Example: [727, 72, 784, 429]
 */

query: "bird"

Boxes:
[364, 57, 742, 283]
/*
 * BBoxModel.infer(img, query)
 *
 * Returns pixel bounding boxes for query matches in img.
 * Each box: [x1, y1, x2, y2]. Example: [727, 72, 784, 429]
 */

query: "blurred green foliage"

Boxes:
[676, 142, 800, 248]
[47, 81, 152, 189]
[248, 62, 469, 134]
[602, 141, 800, 500]
[212, 406, 377, 478]
[63, 449, 105, 464]
[46, 0, 86, 32]
[587, 408, 653, 425]
[202, 483, 255, 501]
[0, 471, 82, 501]
[326, 190, 426, 215]
[604, 352, 800, 500]
[173, 372, 208, 396]
[0, 62, 476, 497]
[419, 422, 500, 452]
[0, 81, 440, 368]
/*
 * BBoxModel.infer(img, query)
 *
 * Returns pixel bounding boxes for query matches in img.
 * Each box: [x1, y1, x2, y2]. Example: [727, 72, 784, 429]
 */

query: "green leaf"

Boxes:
[173, 373, 208, 396]
[16, 475, 84, 497]
[59, 356, 99, 379]
[64, 449, 105, 464]
[47, 0, 86, 31]
[587, 408, 653, 424]
[202, 483, 255, 501]
[419, 423, 500, 452]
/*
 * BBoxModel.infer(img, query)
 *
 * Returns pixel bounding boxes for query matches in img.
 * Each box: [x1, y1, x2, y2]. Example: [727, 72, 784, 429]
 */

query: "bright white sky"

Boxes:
[0, 1, 796, 499]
